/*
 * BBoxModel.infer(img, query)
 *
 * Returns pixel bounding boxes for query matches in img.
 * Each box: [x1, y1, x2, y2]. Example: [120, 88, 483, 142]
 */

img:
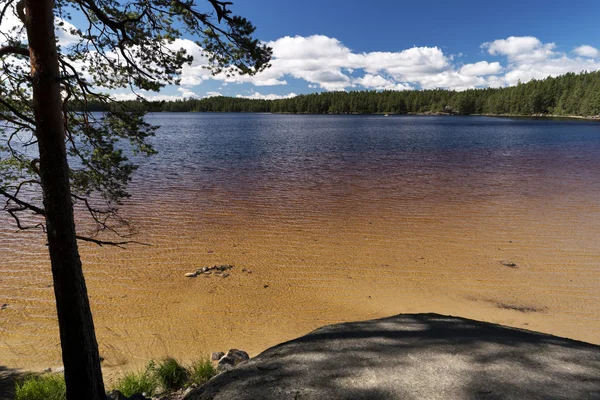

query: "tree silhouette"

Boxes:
[0, 1, 270, 398]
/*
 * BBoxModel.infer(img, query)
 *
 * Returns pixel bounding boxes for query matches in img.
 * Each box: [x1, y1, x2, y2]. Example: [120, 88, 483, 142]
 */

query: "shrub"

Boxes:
[188, 358, 216, 385]
[15, 374, 66, 400]
[114, 363, 158, 397]
[155, 357, 188, 391]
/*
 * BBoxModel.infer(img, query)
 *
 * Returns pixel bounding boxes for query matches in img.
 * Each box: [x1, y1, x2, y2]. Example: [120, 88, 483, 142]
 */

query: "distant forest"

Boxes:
[88, 71, 600, 117]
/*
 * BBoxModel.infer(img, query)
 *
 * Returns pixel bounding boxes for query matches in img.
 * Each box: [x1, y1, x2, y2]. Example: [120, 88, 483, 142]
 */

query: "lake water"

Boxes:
[1, 114, 599, 372]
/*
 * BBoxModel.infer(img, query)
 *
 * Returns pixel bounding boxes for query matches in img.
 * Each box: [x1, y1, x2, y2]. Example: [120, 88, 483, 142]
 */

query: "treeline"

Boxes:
[86, 70, 600, 116]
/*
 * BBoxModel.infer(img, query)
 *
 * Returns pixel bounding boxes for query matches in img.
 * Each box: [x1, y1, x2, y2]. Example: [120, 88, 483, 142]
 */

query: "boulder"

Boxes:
[211, 351, 225, 361]
[106, 390, 150, 400]
[216, 356, 236, 372]
[217, 349, 249, 372]
[127, 394, 149, 400]
[226, 349, 249, 362]
[106, 390, 128, 400]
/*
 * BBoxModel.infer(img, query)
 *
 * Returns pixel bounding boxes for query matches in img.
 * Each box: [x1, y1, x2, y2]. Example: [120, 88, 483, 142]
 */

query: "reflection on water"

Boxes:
[1, 114, 599, 371]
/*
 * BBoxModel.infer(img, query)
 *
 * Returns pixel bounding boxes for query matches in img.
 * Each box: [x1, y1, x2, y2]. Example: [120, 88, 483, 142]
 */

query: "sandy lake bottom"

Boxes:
[1, 114, 599, 378]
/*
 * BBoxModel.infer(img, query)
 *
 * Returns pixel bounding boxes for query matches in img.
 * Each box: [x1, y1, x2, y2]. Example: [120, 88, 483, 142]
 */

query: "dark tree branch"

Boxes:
[0, 97, 36, 125]
[0, 188, 46, 215]
[0, 45, 29, 57]
[75, 235, 149, 248]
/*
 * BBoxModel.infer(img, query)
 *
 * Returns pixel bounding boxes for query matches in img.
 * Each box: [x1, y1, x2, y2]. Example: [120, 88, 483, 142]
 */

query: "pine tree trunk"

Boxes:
[23, 0, 106, 398]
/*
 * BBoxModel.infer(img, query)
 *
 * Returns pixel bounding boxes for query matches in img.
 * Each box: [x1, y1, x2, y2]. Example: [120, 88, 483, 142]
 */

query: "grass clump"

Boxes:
[188, 358, 216, 385]
[155, 357, 188, 391]
[114, 363, 158, 397]
[15, 374, 66, 400]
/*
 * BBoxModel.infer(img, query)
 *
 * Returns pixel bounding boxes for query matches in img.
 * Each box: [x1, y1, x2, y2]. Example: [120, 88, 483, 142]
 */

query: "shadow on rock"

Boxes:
[185, 313, 600, 400]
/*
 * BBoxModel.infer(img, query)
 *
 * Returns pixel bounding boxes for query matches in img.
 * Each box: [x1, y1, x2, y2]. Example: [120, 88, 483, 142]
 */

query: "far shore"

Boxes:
[137, 110, 600, 121]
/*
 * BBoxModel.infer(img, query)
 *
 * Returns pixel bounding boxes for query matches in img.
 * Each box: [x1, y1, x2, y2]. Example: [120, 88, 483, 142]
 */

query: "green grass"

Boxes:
[15, 374, 66, 400]
[154, 357, 188, 390]
[114, 364, 158, 397]
[188, 358, 216, 385]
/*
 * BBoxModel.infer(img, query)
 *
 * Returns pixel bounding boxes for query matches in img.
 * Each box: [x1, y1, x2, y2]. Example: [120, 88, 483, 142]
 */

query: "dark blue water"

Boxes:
[133, 113, 600, 207]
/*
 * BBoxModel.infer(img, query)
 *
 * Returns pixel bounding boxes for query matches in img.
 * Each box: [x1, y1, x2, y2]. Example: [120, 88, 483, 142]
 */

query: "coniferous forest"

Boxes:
[88, 71, 600, 117]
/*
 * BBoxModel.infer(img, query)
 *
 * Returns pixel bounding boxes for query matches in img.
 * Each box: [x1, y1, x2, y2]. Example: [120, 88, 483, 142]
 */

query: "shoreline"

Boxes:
[143, 110, 600, 121]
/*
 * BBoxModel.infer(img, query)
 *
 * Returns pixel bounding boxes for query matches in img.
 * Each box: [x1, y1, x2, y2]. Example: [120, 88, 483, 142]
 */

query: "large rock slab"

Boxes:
[185, 313, 600, 399]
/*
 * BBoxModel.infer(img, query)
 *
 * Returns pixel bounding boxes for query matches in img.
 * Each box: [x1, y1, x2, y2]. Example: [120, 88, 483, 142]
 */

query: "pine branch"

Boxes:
[0, 45, 29, 57]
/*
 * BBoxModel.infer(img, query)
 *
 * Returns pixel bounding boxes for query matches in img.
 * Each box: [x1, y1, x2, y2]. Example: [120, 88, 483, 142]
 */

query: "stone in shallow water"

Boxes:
[211, 351, 225, 361]
[501, 261, 518, 268]
[185, 272, 198, 278]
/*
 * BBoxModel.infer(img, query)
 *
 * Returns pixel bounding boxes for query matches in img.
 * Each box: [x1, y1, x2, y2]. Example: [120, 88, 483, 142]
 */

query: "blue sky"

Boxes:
[3, 0, 600, 100]
[236, 0, 599, 53]
[173, 0, 600, 99]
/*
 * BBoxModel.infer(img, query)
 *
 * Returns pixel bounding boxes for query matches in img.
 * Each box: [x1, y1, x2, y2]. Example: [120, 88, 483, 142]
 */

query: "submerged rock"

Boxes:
[500, 261, 518, 268]
[185, 272, 198, 278]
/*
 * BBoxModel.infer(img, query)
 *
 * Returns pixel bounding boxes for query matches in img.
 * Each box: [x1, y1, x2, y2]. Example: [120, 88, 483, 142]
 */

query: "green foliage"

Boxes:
[1, 0, 272, 238]
[114, 363, 159, 397]
[84, 70, 600, 117]
[154, 357, 189, 391]
[14, 374, 66, 400]
[188, 358, 217, 386]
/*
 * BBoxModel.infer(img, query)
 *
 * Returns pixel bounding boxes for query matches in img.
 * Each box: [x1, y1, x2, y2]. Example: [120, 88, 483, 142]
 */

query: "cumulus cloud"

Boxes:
[177, 87, 198, 98]
[1, 4, 78, 48]
[110, 92, 189, 102]
[482, 36, 557, 63]
[483, 36, 542, 57]
[574, 45, 599, 58]
[459, 61, 502, 76]
[3, 7, 600, 97]
[236, 92, 297, 100]
[217, 35, 599, 92]
[353, 74, 412, 90]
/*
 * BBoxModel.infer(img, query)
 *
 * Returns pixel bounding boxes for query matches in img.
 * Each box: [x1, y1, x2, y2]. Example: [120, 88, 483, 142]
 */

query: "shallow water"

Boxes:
[1, 114, 599, 372]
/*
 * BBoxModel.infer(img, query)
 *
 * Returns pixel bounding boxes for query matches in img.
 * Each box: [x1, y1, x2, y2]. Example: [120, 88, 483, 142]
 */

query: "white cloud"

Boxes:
[0, 4, 78, 48]
[236, 92, 297, 100]
[3, 7, 600, 97]
[459, 61, 502, 76]
[482, 36, 557, 63]
[110, 92, 189, 102]
[483, 36, 542, 57]
[502, 55, 600, 86]
[98, 35, 600, 93]
[177, 87, 198, 98]
[205, 91, 222, 97]
[353, 74, 412, 90]
[574, 45, 599, 58]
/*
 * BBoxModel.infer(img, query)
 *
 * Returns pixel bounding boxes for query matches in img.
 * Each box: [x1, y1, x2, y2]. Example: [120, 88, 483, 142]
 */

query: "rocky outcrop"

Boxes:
[183, 313, 600, 400]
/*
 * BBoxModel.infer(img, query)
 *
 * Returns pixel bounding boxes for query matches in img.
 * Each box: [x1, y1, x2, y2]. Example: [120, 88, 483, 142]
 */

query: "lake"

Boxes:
[1, 113, 599, 372]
